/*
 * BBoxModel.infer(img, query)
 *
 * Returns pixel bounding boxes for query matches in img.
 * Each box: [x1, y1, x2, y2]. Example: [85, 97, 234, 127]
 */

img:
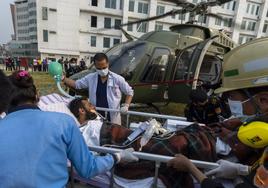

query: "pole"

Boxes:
[89, 146, 219, 170]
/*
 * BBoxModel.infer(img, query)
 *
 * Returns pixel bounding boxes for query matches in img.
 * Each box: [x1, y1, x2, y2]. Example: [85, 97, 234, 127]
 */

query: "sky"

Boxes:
[0, 0, 14, 44]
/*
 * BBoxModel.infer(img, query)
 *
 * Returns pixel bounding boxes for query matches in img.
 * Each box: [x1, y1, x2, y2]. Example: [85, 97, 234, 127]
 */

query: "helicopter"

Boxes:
[69, 0, 236, 108]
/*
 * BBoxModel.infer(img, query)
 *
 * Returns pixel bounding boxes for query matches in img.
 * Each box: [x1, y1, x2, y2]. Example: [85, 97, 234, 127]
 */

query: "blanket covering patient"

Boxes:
[39, 94, 262, 188]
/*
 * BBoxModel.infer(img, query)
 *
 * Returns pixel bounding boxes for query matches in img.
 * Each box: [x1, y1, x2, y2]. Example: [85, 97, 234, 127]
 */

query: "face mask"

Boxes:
[228, 98, 251, 117]
[96, 68, 109, 77]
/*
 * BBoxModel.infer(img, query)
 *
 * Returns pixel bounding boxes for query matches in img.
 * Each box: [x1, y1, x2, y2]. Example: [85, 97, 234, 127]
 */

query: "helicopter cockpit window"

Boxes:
[198, 55, 222, 85]
[107, 42, 146, 80]
[175, 46, 195, 80]
[142, 48, 170, 82]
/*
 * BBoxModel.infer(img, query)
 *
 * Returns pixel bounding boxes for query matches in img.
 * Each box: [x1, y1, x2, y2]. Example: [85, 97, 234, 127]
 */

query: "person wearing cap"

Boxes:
[169, 38, 268, 188]
[63, 53, 134, 125]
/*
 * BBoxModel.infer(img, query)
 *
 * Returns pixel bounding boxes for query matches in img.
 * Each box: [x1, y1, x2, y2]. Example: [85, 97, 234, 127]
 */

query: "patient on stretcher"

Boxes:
[38, 94, 262, 188]
[67, 97, 217, 188]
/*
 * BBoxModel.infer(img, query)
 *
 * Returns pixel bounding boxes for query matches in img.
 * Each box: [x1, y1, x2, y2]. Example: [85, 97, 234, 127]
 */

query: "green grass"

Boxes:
[32, 72, 60, 96]
[5, 71, 59, 96]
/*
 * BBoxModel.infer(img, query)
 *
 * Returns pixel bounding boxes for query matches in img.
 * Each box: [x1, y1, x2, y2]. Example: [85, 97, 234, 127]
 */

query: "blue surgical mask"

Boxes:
[228, 98, 251, 117]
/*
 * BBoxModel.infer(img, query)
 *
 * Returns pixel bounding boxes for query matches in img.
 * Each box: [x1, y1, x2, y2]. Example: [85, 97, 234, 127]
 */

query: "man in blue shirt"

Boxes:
[0, 70, 138, 188]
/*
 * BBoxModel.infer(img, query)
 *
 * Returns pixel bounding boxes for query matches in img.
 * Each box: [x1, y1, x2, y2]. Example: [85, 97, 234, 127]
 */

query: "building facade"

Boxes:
[12, 0, 38, 58]
[10, 0, 268, 61]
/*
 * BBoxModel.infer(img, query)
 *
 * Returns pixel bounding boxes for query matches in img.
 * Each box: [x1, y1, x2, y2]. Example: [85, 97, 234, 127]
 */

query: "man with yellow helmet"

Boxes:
[168, 38, 268, 188]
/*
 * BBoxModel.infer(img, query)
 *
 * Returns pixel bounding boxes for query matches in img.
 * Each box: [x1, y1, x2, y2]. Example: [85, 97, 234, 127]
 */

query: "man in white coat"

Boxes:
[63, 53, 134, 125]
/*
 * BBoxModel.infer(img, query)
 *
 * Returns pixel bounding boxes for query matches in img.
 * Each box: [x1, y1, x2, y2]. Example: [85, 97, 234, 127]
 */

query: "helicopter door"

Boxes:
[138, 48, 171, 103]
[168, 37, 218, 103]
[197, 54, 222, 94]
[191, 38, 219, 90]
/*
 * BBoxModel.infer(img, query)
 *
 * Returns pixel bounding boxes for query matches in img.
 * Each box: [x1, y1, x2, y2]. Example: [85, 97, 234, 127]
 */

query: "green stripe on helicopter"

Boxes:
[224, 69, 239, 77]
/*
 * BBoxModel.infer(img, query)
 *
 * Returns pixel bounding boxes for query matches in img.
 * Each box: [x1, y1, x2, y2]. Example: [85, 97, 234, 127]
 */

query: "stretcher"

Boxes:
[69, 107, 219, 188]
[38, 93, 220, 188]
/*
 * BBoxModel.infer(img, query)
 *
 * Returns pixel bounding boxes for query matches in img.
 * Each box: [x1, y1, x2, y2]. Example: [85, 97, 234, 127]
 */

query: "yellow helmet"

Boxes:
[238, 121, 268, 148]
[215, 37, 268, 94]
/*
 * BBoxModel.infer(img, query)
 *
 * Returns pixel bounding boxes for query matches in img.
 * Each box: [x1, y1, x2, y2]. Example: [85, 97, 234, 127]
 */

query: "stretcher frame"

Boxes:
[70, 108, 219, 188]
[56, 78, 218, 187]
[95, 106, 187, 128]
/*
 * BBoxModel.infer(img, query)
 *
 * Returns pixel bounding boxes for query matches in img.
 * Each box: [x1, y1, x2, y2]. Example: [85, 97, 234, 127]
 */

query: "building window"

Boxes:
[43, 30, 48, 42]
[92, 0, 98, 6]
[263, 22, 268, 33]
[120, 0, 123, 10]
[105, 0, 116, 9]
[247, 21, 251, 30]
[114, 19, 122, 30]
[246, 4, 250, 13]
[138, 2, 148, 14]
[256, 6, 259, 16]
[246, 37, 253, 42]
[156, 5, 165, 16]
[198, 15, 207, 24]
[251, 22, 256, 31]
[90, 56, 94, 63]
[178, 13, 185, 20]
[42, 7, 48, 20]
[137, 22, 147, 33]
[226, 2, 230, 10]
[232, 1, 236, 11]
[238, 36, 244, 44]
[49, 8, 57, 12]
[129, 0, 135, 12]
[29, 19, 37, 24]
[113, 38, 120, 45]
[215, 18, 221, 26]
[103, 37, 110, 48]
[155, 24, 163, 31]
[241, 20, 246, 30]
[223, 18, 232, 27]
[127, 24, 133, 31]
[251, 4, 255, 15]
[247, 21, 256, 31]
[104, 17, 111, 29]
[91, 36, 96, 47]
[91, 16, 97, 27]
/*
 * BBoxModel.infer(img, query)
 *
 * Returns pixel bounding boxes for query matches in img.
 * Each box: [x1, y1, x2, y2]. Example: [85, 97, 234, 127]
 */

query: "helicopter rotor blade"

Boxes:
[119, 0, 235, 28]
[120, 9, 187, 27]
[161, 0, 195, 7]
[202, 0, 233, 7]
[216, 0, 234, 5]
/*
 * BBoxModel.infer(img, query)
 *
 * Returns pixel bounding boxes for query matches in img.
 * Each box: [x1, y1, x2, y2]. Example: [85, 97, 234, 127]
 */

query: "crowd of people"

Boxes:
[0, 38, 268, 188]
[2, 56, 88, 75]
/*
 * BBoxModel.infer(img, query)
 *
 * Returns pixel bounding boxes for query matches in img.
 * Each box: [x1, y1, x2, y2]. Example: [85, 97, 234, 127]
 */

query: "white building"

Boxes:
[11, 0, 268, 61]
[13, 0, 38, 58]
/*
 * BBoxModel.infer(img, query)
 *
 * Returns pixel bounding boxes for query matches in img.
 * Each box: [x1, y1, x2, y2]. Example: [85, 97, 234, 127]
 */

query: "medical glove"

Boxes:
[205, 159, 249, 179]
[120, 103, 129, 114]
[114, 148, 139, 163]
